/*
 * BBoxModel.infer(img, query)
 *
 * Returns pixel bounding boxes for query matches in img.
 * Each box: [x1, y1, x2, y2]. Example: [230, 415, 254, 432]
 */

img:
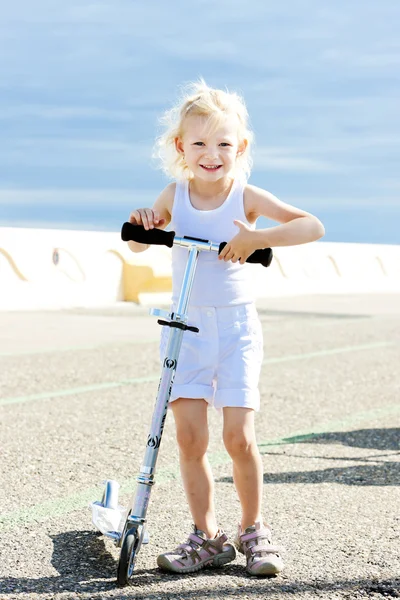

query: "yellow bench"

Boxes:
[123, 263, 172, 304]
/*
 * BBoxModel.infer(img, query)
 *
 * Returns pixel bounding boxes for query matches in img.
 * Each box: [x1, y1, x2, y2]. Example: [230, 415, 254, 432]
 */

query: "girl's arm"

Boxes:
[244, 184, 325, 247]
[220, 185, 325, 264]
[127, 183, 175, 253]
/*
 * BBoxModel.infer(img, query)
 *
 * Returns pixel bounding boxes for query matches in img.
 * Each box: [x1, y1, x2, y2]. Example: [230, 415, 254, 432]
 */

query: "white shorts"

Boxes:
[159, 303, 264, 411]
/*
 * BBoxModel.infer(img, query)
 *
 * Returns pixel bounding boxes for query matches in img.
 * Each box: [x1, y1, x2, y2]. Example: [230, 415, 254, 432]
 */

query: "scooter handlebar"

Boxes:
[218, 241, 273, 268]
[121, 222, 176, 247]
[121, 222, 273, 268]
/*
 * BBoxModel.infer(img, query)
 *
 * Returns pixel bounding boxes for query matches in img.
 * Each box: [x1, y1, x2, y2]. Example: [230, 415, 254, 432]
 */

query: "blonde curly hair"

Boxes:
[153, 79, 254, 181]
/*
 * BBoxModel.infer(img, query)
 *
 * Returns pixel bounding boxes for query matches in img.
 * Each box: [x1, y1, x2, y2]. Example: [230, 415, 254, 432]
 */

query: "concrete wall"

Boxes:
[1, 226, 399, 310]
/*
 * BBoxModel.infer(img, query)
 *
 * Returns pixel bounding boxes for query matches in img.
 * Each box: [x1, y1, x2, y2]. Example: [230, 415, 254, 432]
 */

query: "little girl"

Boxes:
[127, 80, 324, 576]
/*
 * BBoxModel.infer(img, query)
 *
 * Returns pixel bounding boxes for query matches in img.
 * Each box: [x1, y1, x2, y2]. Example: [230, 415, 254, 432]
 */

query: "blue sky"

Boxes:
[0, 1, 399, 242]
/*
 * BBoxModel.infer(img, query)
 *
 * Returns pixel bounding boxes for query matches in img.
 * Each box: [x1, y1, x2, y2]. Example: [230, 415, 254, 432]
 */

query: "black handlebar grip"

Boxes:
[218, 242, 273, 268]
[121, 222, 176, 247]
[245, 247, 273, 268]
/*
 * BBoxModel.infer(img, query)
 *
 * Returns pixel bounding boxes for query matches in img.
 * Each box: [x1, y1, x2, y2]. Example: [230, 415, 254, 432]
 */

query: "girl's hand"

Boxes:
[219, 220, 259, 265]
[129, 208, 166, 230]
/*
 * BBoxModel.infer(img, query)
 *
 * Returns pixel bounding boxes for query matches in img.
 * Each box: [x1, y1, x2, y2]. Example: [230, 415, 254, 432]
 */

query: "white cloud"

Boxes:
[0, 218, 116, 231]
[0, 139, 153, 169]
[282, 196, 400, 209]
[0, 188, 157, 207]
[321, 48, 400, 69]
[0, 105, 135, 121]
[253, 147, 339, 173]
[380, 180, 400, 193]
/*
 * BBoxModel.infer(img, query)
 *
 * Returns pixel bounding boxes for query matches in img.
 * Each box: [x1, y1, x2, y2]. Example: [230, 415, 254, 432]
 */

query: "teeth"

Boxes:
[202, 165, 220, 169]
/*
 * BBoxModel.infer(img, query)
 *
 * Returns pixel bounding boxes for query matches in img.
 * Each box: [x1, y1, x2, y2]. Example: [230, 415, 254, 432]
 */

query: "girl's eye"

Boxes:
[219, 143, 231, 147]
[193, 142, 205, 146]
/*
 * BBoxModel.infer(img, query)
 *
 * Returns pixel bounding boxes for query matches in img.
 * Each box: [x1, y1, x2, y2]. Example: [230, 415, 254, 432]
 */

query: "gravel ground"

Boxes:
[0, 294, 399, 600]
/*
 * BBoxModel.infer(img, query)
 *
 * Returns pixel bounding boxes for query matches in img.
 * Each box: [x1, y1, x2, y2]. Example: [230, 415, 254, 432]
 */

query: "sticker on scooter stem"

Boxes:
[147, 417, 167, 451]
[147, 435, 161, 449]
[159, 414, 166, 437]
[164, 358, 177, 369]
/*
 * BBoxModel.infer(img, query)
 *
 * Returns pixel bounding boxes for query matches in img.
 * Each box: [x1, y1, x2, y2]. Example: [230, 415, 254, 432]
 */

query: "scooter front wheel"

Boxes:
[117, 528, 140, 586]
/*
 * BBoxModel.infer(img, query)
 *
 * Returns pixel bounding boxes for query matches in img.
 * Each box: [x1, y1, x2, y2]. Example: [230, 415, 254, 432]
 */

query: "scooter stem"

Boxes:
[128, 246, 200, 524]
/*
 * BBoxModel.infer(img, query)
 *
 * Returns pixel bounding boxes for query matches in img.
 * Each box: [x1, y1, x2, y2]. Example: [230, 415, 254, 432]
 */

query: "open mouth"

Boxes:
[200, 165, 222, 171]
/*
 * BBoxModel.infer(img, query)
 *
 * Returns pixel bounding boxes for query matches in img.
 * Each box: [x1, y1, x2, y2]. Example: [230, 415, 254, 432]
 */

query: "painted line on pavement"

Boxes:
[0, 338, 160, 358]
[0, 401, 398, 532]
[0, 341, 396, 408]
[0, 375, 159, 407]
[258, 404, 400, 447]
[262, 341, 396, 364]
[0, 312, 378, 359]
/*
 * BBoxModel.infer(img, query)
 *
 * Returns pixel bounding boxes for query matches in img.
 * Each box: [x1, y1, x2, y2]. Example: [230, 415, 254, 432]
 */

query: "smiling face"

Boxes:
[175, 113, 247, 182]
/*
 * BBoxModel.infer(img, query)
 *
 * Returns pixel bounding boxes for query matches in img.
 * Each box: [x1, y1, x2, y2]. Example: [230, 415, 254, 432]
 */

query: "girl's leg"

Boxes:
[171, 397, 218, 539]
[222, 407, 263, 531]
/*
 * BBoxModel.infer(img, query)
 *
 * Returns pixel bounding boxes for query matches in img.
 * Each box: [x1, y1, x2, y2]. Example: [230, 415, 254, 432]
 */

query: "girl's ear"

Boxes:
[237, 138, 248, 156]
[175, 137, 184, 154]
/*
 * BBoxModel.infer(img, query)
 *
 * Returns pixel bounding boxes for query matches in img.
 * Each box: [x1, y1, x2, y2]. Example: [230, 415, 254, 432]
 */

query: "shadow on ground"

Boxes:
[212, 462, 400, 486]
[278, 428, 400, 451]
[0, 531, 118, 595]
[1, 552, 399, 599]
[259, 462, 400, 486]
[256, 428, 400, 486]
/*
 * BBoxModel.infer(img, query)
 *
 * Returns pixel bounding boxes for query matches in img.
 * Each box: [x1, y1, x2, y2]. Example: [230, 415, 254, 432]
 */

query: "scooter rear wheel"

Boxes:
[117, 529, 139, 586]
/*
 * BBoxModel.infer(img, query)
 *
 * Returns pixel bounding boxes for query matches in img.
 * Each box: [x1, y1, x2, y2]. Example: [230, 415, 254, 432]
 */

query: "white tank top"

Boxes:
[170, 179, 256, 307]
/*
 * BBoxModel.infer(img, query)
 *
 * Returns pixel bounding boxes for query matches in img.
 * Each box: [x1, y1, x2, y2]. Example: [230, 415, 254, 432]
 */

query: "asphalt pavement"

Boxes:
[0, 293, 399, 600]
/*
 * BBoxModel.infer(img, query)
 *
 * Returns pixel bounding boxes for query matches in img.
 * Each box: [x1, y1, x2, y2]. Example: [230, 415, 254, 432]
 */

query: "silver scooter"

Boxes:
[91, 223, 272, 586]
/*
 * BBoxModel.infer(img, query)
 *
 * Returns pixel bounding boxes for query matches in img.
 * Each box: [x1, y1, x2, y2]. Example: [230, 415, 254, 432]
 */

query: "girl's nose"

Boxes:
[204, 147, 218, 159]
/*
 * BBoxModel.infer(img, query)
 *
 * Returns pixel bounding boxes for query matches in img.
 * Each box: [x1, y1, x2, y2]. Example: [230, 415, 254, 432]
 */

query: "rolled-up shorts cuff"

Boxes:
[169, 384, 215, 405]
[214, 388, 260, 412]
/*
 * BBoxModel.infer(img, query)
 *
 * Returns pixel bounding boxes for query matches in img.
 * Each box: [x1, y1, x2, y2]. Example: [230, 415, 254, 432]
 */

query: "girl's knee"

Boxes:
[176, 425, 209, 459]
[223, 429, 257, 458]
[172, 397, 209, 458]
